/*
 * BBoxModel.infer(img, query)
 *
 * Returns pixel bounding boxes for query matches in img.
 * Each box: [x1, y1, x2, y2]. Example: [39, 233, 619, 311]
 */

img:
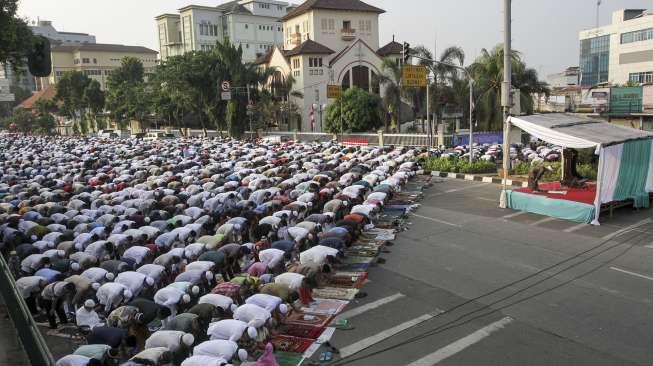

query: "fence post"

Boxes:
[437, 124, 444, 147]
[377, 129, 384, 148]
[292, 130, 298, 142]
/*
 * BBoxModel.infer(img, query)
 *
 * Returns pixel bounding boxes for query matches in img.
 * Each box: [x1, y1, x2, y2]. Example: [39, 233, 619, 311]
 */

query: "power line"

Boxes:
[330, 224, 651, 365]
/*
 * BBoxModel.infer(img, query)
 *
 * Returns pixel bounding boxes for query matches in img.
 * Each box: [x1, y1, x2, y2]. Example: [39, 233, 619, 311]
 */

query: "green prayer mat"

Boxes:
[275, 351, 304, 366]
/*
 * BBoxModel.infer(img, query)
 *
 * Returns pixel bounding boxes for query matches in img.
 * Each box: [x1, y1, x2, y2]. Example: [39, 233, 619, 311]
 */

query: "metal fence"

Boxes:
[0, 255, 55, 366]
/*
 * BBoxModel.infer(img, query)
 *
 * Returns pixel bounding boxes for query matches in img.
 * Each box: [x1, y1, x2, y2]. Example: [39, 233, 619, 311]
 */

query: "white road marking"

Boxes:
[600, 218, 652, 240]
[501, 211, 526, 219]
[475, 197, 496, 202]
[339, 313, 436, 358]
[443, 183, 491, 194]
[530, 217, 557, 226]
[411, 213, 460, 227]
[610, 267, 653, 282]
[405, 317, 514, 366]
[564, 223, 590, 233]
[336, 293, 405, 320]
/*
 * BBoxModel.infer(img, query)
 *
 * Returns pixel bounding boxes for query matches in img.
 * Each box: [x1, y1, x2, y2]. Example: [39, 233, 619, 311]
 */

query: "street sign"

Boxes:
[221, 81, 231, 92]
[402, 65, 428, 87]
[221, 91, 232, 101]
[327, 84, 343, 99]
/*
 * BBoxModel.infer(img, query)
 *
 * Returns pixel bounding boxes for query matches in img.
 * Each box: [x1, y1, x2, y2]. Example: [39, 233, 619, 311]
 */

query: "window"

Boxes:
[293, 70, 300, 77]
[308, 57, 323, 67]
[309, 69, 323, 76]
[292, 58, 300, 69]
[93, 58, 97, 64]
[278, 27, 281, 32]
[82, 58, 90, 64]
[74, 58, 79, 64]
[322, 19, 328, 30]
[629, 71, 653, 84]
[359, 20, 365, 32]
[245, 24, 248, 29]
[365, 20, 372, 31]
[343, 21, 352, 31]
[621, 28, 653, 44]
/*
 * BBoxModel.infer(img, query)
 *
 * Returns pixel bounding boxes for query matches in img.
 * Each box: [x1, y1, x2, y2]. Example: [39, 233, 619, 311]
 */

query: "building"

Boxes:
[155, 0, 290, 62]
[546, 66, 579, 88]
[30, 20, 96, 45]
[579, 9, 653, 87]
[256, 0, 403, 131]
[35, 43, 158, 90]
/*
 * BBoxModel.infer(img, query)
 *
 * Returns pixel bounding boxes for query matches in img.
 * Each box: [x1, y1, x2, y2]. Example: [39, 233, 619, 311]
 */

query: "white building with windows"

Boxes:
[30, 20, 96, 45]
[256, 0, 402, 131]
[155, 0, 290, 62]
[579, 9, 653, 87]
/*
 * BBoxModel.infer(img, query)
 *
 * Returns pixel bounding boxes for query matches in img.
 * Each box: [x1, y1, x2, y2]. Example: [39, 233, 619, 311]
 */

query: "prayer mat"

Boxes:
[312, 287, 359, 300]
[274, 351, 305, 366]
[268, 335, 315, 354]
[326, 272, 368, 289]
[344, 246, 380, 257]
[284, 311, 333, 339]
[335, 262, 370, 272]
[300, 298, 349, 316]
[341, 255, 374, 264]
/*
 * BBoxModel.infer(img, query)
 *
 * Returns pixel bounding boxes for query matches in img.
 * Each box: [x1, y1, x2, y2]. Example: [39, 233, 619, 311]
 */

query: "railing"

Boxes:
[341, 28, 356, 40]
[258, 131, 454, 147]
[0, 254, 55, 366]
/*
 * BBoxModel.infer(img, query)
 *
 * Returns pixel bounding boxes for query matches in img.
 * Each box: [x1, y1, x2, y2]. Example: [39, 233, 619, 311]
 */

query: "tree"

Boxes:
[0, 0, 34, 70]
[106, 57, 148, 129]
[469, 45, 549, 131]
[377, 59, 402, 131]
[55, 71, 91, 126]
[1, 108, 34, 132]
[325, 87, 384, 133]
[83, 80, 105, 131]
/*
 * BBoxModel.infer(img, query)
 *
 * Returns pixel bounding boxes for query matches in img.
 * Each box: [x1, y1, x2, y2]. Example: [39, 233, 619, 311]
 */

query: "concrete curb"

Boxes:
[430, 171, 528, 188]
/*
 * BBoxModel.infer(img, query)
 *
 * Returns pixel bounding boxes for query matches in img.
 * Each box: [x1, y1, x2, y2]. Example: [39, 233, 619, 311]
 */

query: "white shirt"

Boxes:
[56, 355, 92, 366]
[193, 339, 238, 360]
[115, 271, 149, 297]
[299, 245, 339, 265]
[145, 330, 188, 352]
[122, 245, 151, 265]
[75, 307, 100, 329]
[207, 319, 249, 341]
[185, 261, 214, 272]
[233, 303, 271, 328]
[245, 293, 282, 313]
[137, 264, 166, 282]
[96, 282, 129, 311]
[258, 248, 285, 268]
[16, 276, 45, 298]
[198, 294, 234, 311]
[80, 267, 110, 283]
[274, 272, 305, 290]
[181, 355, 228, 366]
[287, 226, 309, 243]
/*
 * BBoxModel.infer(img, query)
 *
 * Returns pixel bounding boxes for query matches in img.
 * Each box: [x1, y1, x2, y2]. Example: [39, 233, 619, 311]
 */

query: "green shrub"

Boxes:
[425, 157, 497, 174]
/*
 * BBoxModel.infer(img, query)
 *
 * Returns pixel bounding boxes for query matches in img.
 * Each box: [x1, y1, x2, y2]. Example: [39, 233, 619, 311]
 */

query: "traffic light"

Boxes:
[402, 42, 411, 64]
[27, 36, 52, 77]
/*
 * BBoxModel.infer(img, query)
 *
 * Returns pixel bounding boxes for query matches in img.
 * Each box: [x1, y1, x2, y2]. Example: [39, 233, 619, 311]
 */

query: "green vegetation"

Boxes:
[325, 87, 384, 133]
[424, 156, 497, 174]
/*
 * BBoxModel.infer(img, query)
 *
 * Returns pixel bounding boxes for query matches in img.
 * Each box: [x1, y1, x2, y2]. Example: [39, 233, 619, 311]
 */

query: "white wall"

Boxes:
[312, 10, 379, 52]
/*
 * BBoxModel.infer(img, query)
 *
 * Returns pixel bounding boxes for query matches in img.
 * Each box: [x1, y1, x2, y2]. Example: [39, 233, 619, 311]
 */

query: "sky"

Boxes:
[16, 0, 653, 79]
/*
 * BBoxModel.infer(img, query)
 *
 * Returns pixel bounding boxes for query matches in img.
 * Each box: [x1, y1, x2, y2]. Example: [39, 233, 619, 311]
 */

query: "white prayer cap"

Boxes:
[246, 326, 257, 339]
[237, 349, 248, 362]
[84, 299, 95, 308]
[183, 294, 192, 303]
[105, 272, 115, 281]
[145, 276, 155, 287]
[71, 262, 80, 271]
[192, 286, 200, 295]
[181, 333, 195, 347]
[205, 271, 214, 281]
[92, 282, 101, 291]
[278, 304, 289, 314]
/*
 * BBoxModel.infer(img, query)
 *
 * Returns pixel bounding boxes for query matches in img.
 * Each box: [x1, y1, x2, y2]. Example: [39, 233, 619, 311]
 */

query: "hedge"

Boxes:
[424, 157, 497, 174]
[512, 161, 597, 181]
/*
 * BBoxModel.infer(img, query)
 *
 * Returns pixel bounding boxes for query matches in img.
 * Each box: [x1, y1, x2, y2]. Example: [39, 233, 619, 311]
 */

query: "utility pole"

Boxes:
[500, 0, 512, 208]
[426, 74, 430, 142]
[596, 0, 601, 29]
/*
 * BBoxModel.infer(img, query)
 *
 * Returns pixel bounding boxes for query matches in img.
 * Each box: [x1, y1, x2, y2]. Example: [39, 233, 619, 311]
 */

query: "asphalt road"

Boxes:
[325, 177, 653, 366]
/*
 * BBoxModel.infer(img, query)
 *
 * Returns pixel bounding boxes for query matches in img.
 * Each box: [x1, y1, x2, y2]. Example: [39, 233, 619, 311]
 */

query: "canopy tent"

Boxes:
[503, 113, 653, 224]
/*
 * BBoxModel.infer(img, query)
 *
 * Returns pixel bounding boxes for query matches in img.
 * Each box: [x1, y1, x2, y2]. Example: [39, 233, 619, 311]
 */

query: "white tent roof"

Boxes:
[508, 113, 653, 148]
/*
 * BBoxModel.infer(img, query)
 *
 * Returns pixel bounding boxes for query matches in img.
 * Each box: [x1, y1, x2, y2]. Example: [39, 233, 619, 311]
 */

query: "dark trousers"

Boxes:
[41, 298, 68, 328]
[25, 296, 39, 314]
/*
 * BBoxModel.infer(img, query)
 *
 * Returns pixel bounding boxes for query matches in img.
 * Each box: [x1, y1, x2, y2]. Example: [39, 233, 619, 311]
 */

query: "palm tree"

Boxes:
[377, 58, 402, 132]
[412, 45, 465, 131]
[469, 45, 550, 131]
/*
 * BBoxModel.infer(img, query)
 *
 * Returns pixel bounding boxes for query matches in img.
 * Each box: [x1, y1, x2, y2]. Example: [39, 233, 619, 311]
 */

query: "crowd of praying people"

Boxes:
[0, 135, 420, 366]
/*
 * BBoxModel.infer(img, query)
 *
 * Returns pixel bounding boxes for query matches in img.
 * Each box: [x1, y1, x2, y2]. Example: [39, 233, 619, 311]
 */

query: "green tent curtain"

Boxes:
[613, 139, 652, 208]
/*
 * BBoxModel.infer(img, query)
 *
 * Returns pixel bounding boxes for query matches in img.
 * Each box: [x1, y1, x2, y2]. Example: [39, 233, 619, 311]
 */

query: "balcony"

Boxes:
[290, 33, 302, 47]
[341, 28, 356, 41]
